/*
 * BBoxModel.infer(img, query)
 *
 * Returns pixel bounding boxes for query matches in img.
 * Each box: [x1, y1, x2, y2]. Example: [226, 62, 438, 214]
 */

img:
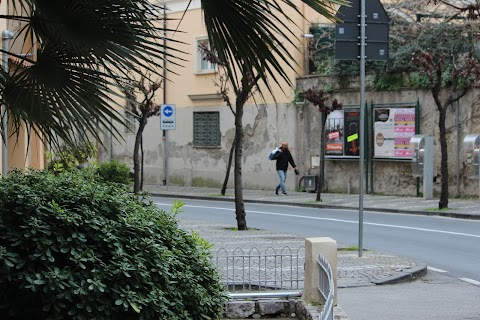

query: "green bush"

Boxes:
[96, 160, 132, 185]
[0, 170, 226, 320]
[46, 141, 98, 173]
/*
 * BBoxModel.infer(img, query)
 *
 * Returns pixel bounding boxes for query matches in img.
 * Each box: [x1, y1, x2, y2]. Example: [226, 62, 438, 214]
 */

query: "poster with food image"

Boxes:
[374, 107, 415, 158]
[325, 110, 344, 156]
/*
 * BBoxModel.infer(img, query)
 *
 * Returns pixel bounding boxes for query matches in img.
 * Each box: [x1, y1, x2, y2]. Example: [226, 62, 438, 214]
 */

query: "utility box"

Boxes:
[303, 175, 318, 192]
[411, 135, 425, 178]
[463, 134, 480, 179]
[410, 134, 436, 199]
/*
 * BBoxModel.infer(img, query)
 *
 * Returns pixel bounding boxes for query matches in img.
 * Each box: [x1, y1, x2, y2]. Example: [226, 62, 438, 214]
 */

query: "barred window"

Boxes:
[125, 92, 136, 134]
[193, 112, 220, 147]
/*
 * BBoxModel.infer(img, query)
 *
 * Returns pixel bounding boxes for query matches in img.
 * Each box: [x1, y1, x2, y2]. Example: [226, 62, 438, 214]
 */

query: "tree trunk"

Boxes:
[438, 108, 449, 209]
[133, 118, 147, 194]
[221, 142, 235, 196]
[234, 100, 247, 230]
[316, 113, 326, 202]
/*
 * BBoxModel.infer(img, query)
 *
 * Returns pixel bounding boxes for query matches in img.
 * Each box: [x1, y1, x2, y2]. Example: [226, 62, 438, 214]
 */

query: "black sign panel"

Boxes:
[335, 41, 388, 61]
[335, 0, 390, 61]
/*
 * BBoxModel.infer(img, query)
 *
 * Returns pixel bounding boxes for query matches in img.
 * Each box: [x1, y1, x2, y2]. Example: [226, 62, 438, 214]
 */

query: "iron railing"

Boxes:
[317, 254, 334, 320]
[213, 246, 305, 291]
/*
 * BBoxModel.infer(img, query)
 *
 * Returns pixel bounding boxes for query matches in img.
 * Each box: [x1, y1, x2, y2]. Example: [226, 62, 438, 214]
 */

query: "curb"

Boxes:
[373, 264, 428, 285]
[149, 192, 479, 220]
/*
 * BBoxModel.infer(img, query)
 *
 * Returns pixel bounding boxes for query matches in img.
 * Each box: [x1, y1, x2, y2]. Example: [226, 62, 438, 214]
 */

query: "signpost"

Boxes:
[160, 104, 176, 130]
[335, 0, 390, 257]
[160, 104, 176, 190]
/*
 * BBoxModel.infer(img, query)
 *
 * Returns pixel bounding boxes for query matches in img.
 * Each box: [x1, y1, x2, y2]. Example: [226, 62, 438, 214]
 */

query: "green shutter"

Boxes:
[194, 112, 220, 146]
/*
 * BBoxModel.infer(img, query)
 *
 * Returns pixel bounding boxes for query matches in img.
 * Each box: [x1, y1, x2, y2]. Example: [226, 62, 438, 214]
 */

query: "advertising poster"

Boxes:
[374, 107, 415, 158]
[325, 110, 344, 156]
[344, 109, 360, 156]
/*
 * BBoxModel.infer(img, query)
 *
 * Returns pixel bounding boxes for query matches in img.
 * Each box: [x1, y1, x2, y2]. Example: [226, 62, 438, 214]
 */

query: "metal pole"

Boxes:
[358, 0, 366, 258]
[162, 5, 168, 188]
[110, 116, 113, 161]
[2, 30, 13, 177]
[165, 130, 169, 190]
[455, 100, 460, 196]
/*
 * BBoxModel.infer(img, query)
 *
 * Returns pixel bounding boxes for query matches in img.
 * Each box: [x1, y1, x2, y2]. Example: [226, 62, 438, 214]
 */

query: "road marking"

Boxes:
[154, 202, 480, 239]
[459, 278, 480, 286]
[427, 266, 448, 273]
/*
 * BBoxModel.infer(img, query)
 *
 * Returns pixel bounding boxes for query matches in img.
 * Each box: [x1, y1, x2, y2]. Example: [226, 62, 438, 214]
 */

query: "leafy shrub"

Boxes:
[96, 160, 132, 185]
[0, 170, 226, 320]
[46, 141, 98, 173]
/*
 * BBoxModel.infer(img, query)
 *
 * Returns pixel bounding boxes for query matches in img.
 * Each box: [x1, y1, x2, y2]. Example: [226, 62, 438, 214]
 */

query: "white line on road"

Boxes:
[459, 278, 480, 286]
[427, 266, 448, 273]
[154, 202, 480, 239]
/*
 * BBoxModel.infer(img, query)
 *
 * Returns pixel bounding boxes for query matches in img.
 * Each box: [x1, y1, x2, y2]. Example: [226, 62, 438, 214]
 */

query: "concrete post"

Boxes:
[303, 237, 337, 306]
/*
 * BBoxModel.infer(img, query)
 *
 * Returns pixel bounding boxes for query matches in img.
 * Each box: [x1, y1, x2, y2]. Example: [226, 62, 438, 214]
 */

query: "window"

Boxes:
[124, 92, 136, 134]
[193, 112, 220, 147]
[195, 36, 216, 74]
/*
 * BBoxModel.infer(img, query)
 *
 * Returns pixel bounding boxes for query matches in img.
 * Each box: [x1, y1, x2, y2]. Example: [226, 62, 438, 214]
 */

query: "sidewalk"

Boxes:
[177, 219, 426, 319]
[145, 185, 454, 319]
[145, 185, 480, 219]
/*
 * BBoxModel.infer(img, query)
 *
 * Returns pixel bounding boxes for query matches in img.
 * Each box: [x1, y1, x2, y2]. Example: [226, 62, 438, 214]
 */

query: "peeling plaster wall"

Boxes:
[110, 101, 301, 192]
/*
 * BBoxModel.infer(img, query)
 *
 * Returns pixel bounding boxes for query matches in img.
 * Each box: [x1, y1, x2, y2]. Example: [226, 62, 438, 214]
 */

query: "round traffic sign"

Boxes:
[163, 106, 173, 117]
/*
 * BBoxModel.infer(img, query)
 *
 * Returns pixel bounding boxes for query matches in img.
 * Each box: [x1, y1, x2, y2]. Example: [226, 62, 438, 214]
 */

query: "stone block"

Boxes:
[258, 299, 285, 316]
[224, 301, 255, 319]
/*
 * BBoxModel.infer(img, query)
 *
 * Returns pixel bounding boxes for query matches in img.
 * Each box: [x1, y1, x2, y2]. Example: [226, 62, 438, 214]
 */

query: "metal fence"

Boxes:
[317, 254, 334, 320]
[213, 246, 305, 291]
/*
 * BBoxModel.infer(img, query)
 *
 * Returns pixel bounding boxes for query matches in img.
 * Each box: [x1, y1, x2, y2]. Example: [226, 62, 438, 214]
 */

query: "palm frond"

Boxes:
[201, 0, 349, 93]
[0, 0, 181, 146]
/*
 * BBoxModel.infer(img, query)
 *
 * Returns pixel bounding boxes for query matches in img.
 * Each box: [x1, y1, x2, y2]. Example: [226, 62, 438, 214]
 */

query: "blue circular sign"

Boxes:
[163, 106, 173, 117]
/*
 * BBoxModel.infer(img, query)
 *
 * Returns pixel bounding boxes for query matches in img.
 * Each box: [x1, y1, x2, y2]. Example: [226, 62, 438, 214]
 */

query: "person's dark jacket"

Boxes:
[273, 148, 296, 171]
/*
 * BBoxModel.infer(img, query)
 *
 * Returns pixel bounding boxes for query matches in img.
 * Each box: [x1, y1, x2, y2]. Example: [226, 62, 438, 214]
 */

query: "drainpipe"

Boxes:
[2, 29, 13, 177]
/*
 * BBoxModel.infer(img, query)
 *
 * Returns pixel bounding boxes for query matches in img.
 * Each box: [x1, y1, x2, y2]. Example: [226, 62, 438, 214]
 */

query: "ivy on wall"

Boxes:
[308, 18, 474, 92]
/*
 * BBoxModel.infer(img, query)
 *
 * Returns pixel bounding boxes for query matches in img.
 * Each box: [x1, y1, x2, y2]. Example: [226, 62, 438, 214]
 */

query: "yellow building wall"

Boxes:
[7, 123, 45, 171]
[0, 1, 45, 173]
[163, 0, 336, 108]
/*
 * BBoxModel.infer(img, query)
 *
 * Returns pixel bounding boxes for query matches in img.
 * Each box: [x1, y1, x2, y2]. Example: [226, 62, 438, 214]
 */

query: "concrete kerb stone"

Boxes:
[372, 264, 428, 285]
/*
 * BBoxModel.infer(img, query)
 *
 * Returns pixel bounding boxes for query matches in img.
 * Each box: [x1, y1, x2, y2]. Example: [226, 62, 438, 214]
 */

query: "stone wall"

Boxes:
[296, 75, 480, 197]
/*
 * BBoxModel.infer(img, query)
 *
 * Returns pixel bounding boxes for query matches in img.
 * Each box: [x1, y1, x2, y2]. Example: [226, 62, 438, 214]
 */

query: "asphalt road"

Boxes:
[154, 197, 480, 284]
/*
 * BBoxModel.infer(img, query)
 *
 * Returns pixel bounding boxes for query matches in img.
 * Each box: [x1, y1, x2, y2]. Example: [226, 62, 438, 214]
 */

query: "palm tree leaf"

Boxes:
[0, 0, 180, 146]
[201, 0, 348, 93]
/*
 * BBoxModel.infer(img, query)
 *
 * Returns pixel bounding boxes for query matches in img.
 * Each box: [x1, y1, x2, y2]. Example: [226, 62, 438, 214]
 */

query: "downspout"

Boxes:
[2, 29, 13, 177]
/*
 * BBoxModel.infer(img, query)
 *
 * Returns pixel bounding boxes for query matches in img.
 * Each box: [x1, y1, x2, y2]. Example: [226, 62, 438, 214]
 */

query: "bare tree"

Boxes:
[200, 44, 261, 230]
[302, 88, 342, 201]
[127, 76, 162, 194]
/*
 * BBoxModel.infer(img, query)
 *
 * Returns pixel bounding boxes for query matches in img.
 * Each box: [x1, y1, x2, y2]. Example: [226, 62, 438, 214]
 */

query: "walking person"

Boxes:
[272, 141, 298, 195]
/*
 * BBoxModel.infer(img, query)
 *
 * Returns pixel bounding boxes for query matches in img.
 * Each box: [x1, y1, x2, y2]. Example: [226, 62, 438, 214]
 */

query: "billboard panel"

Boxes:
[373, 107, 415, 158]
[324, 107, 360, 157]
